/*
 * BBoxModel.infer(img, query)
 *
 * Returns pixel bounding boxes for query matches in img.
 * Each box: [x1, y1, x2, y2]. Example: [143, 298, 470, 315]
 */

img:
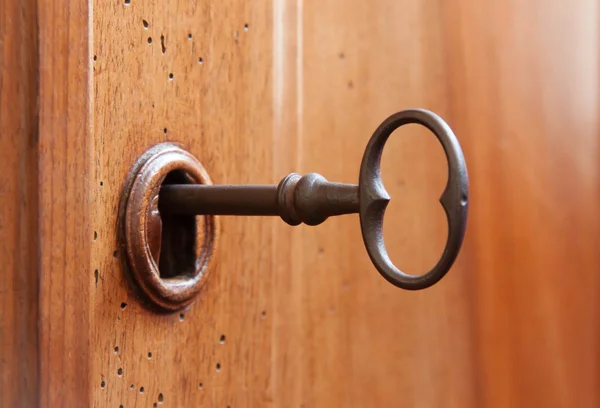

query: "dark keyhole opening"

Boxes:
[158, 170, 197, 279]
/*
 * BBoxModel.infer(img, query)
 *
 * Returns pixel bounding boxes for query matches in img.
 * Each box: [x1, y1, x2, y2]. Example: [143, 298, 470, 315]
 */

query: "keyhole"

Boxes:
[123, 143, 217, 311]
[156, 170, 199, 279]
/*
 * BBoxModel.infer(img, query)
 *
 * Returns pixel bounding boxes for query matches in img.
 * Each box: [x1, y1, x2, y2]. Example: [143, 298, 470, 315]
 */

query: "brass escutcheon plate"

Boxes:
[120, 143, 218, 312]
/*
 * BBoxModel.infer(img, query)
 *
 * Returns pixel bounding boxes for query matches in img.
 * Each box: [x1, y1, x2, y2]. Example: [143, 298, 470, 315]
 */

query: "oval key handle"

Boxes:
[359, 109, 468, 290]
[123, 108, 469, 310]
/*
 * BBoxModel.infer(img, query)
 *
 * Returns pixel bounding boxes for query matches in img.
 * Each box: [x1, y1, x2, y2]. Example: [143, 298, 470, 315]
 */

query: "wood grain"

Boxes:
[92, 1, 273, 406]
[272, 2, 475, 406]
[1, 0, 596, 406]
[0, 0, 40, 406]
[90, 0, 600, 406]
[284, 1, 598, 407]
[1, 0, 92, 406]
[37, 0, 92, 406]
[441, 2, 600, 406]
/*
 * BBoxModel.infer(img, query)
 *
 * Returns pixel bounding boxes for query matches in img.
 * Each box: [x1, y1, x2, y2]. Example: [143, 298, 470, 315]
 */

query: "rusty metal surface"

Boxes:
[157, 109, 468, 291]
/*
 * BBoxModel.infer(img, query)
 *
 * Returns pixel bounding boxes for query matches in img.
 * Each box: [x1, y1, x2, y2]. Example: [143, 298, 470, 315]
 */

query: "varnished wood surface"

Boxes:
[274, 2, 474, 406]
[280, 2, 599, 406]
[92, 2, 273, 407]
[37, 0, 92, 406]
[1, 0, 92, 406]
[0, 0, 598, 406]
[91, 0, 600, 406]
[441, 2, 600, 406]
[274, 1, 598, 407]
[0, 0, 40, 406]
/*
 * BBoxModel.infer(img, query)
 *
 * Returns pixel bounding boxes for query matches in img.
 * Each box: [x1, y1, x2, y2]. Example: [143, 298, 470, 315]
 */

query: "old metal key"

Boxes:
[158, 109, 469, 290]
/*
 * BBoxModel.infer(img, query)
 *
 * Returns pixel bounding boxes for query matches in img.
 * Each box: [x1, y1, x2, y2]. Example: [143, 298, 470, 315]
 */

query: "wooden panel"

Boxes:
[442, 2, 600, 407]
[33, 0, 600, 407]
[0, 0, 40, 406]
[92, 1, 273, 407]
[0, 0, 92, 406]
[38, 0, 92, 406]
[271, 2, 476, 407]
[277, 1, 599, 407]
[0, 0, 597, 406]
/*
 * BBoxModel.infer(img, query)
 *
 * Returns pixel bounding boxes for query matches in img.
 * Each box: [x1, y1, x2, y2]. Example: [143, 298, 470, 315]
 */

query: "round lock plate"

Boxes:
[120, 143, 218, 312]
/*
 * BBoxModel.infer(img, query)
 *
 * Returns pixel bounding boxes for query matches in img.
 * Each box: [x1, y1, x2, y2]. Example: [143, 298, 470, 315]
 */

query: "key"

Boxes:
[158, 109, 469, 290]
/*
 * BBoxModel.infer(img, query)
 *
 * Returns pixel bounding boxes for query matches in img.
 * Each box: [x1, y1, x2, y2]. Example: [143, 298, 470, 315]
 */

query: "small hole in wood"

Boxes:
[94, 231, 98, 241]
[93, 55, 97, 61]
[94, 269, 99, 287]
[100, 380, 106, 389]
[113, 250, 119, 258]
[198, 382, 203, 389]
[216, 363, 221, 372]
[188, 33, 192, 39]
[219, 335, 226, 344]
[261, 310, 267, 318]
[198, 57, 203, 64]
[120, 302, 127, 310]
[148, 37, 152, 44]
[158, 393, 164, 402]
[168, 73, 174, 80]
[148, 352, 152, 359]
[117, 367, 123, 376]
[160, 35, 166, 54]
[143, 19, 149, 28]
[179, 313, 184, 322]
[153, 404, 157, 408]
[119, 405, 124, 408]
[130, 384, 135, 390]
[140, 387, 145, 394]
[124, 0, 130, 5]
[100, 181, 104, 186]
[114, 346, 119, 354]
[163, 128, 168, 134]
[244, 24, 249, 31]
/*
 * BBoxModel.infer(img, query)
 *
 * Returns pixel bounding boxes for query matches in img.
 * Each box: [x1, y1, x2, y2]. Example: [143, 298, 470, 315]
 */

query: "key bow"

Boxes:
[359, 109, 469, 290]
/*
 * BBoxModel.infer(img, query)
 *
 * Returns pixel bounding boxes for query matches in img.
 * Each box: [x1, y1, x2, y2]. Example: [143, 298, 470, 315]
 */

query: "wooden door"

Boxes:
[1, 0, 598, 407]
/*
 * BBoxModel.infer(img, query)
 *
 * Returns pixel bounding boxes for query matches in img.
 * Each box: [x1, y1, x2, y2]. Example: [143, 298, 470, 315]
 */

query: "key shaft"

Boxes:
[159, 173, 360, 226]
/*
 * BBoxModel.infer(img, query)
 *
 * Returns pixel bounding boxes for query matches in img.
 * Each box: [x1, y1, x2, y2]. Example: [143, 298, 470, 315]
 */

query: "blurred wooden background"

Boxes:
[276, 1, 599, 406]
